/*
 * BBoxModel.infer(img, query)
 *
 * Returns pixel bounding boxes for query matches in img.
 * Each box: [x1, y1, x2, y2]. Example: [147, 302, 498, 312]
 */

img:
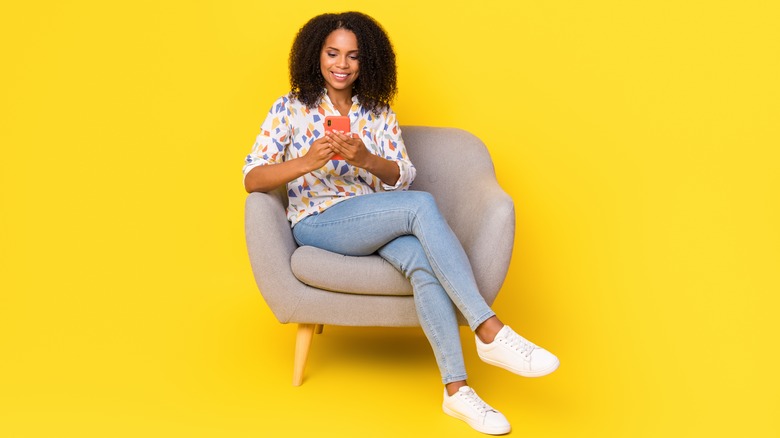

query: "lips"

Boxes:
[332, 72, 349, 80]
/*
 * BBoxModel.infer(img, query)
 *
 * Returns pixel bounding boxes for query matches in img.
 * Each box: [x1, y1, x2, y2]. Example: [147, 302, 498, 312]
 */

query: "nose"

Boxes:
[336, 55, 349, 68]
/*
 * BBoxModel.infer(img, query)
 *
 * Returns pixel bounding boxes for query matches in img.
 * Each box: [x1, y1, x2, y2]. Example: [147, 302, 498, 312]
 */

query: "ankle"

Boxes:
[445, 380, 468, 396]
[475, 316, 505, 344]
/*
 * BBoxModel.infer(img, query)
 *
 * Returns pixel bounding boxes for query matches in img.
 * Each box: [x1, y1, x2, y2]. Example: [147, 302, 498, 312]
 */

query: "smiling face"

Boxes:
[320, 28, 360, 97]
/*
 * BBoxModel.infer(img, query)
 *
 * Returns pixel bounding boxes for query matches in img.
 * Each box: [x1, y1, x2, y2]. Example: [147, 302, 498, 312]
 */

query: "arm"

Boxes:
[243, 95, 338, 193]
[363, 152, 401, 186]
[244, 137, 335, 193]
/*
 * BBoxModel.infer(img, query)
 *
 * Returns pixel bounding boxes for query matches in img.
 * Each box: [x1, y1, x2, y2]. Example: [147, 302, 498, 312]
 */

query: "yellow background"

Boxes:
[2, 1, 778, 436]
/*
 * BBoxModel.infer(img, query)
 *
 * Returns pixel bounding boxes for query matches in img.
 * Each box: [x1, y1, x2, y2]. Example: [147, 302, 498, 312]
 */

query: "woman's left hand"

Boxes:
[326, 131, 373, 169]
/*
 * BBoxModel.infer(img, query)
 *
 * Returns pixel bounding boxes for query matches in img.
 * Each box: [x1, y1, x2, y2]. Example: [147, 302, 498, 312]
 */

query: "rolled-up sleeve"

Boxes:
[242, 96, 291, 184]
[377, 108, 416, 191]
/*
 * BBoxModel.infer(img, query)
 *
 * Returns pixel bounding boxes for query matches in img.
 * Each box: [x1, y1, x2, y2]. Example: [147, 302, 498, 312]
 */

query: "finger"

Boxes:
[329, 140, 347, 155]
[329, 133, 350, 148]
[313, 138, 331, 150]
[332, 131, 351, 141]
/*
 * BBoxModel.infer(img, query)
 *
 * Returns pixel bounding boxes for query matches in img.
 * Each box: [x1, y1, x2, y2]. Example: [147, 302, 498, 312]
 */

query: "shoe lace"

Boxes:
[503, 330, 536, 358]
[460, 388, 495, 415]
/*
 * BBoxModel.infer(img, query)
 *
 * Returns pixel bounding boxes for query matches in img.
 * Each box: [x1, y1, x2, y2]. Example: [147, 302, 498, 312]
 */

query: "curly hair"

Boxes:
[289, 12, 398, 114]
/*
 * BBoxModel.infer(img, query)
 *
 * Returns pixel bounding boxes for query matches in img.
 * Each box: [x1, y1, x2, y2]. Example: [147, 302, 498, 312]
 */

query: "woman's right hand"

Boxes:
[244, 137, 334, 193]
[302, 137, 336, 172]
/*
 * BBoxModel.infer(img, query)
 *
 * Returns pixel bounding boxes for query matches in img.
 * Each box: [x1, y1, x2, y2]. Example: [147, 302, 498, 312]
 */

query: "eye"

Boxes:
[327, 52, 337, 58]
[349, 55, 359, 60]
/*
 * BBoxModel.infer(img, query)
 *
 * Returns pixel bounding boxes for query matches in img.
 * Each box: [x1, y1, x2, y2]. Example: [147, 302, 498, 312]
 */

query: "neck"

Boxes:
[326, 88, 353, 108]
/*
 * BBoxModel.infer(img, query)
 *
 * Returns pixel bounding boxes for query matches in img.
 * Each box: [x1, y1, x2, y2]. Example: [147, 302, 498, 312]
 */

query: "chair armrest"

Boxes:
[449, 182, 515, 306]
[401, 126, 514, 304]
[245, 191, 306, 323]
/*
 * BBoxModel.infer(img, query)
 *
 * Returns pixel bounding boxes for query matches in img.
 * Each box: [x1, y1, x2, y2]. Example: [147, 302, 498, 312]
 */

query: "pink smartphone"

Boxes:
[324, 115, 350, 160]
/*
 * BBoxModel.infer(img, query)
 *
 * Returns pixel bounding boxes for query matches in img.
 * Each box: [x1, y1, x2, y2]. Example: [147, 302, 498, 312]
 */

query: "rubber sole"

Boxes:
[442, 404, 511, 435]
[478, 353, 560, 377]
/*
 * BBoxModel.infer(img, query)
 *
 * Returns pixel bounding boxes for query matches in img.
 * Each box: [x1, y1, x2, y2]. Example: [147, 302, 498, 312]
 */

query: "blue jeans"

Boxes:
[292, 191, 496, 384]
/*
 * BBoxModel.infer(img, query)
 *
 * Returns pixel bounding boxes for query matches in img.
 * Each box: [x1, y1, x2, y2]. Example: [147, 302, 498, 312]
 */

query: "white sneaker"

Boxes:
[476, 325, 560, 377]
[442, 386, 511, 435]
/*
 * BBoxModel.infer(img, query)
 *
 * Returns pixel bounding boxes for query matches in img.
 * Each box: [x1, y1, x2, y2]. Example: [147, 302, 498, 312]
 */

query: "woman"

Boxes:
[243, 11, 559, 435]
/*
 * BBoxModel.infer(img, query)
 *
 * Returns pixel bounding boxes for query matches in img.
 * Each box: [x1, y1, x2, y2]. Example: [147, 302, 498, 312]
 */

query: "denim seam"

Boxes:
[303, 201, 418, 227]
[410, 209, 485, 327]
[381, 249, 464, 383]
[443, 373, 469, 385]
[470, 310, 497, 332]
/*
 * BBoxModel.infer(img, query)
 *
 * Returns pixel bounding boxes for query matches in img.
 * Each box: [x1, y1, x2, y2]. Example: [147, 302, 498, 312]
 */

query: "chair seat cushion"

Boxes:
[290, 246, 413, 296]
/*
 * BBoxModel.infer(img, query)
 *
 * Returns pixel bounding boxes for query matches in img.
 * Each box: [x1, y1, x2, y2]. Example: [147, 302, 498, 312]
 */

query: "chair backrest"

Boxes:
[402, 126, 498, 193]
[401, 126, 499, 232]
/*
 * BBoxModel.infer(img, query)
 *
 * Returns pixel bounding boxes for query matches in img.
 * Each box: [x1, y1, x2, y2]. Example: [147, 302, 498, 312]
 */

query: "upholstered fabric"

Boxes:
[291, 246, 413, 296]
[245, 126, 515, 327]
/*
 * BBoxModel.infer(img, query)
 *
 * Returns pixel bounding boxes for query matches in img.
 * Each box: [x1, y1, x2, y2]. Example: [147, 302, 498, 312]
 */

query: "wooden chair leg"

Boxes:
[315, 324, 324, 334]
[293, 324, 316, 386]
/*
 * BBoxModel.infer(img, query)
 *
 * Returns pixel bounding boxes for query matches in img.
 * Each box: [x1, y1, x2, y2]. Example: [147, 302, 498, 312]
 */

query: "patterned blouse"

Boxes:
[243, 93, 416, 226]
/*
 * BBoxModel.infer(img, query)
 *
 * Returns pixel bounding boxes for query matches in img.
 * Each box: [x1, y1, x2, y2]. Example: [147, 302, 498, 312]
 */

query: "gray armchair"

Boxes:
[244, 126, 515, 385]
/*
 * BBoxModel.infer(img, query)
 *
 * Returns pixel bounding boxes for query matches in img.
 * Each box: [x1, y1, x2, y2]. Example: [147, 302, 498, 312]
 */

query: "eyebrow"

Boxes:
[325, 46, 359, 53]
